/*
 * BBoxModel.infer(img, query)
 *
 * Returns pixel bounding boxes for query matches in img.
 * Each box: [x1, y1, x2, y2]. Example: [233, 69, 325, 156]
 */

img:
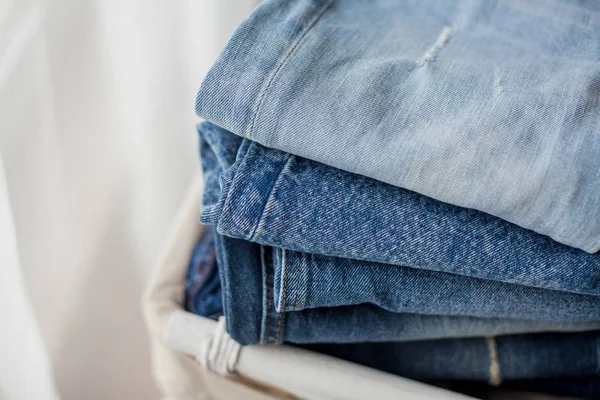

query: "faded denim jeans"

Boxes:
[196, 0, 600, 253]
[199, 122, 600, 323]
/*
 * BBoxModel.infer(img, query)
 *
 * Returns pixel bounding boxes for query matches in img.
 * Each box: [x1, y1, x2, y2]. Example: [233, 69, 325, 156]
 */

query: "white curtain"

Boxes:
[0, 1, 255, 398]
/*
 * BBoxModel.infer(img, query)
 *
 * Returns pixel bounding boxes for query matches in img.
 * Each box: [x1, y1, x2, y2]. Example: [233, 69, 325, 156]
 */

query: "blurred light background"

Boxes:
[0, 1, 256, 398]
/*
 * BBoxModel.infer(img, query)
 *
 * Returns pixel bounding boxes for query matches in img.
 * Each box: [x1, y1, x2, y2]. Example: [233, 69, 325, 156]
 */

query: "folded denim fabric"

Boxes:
[196, 0, 600, 253]
[184, 231, 222, 320]
[211, 227, 600, 346]
[271, 247, 600, 322]
[185, 234, 600, 396]
[199, 122, 600, 300]
[305, 330, 600, 383]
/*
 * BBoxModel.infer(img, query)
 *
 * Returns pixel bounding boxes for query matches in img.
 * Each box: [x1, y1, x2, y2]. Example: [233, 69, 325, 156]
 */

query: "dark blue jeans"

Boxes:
[199, 122, 600, 323]
[305, 330, 600, 383]
[185, 229, 600, 388]
[187, 228, 600, 346]
[184, 232, 222, 320]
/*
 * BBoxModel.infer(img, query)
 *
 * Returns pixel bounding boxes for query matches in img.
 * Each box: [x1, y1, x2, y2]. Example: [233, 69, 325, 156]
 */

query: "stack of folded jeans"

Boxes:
[186, 0, 600, 398]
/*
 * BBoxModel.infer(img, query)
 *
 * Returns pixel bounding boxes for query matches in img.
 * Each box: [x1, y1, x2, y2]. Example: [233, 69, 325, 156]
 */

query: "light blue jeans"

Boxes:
[196, 0, 600, 253]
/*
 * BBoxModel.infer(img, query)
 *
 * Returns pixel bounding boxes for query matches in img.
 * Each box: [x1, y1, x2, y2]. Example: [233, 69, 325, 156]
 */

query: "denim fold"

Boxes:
[209, 228, 600, 346]
[196, 0, 600, 253]
[199, 122, 600, 310]
[185, 229, 600, 387]
[271, 247, 600, 322]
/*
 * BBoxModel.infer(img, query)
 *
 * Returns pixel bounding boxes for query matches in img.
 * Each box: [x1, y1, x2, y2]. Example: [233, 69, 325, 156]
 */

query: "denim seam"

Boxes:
[277, 248, 287, 311]
[246, 0, 335, 140]
[251, 154, 294, 241]
[263, 250, 272, 345]
[294, 251, 311, 311]
[293, 253, 303, 311]
[274, 311, 283, 344]
[275, 248, 290, 344]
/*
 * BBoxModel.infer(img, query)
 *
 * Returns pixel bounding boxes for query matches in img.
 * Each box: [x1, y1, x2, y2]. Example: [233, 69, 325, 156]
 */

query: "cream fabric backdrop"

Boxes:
[0, 1, 255, 398]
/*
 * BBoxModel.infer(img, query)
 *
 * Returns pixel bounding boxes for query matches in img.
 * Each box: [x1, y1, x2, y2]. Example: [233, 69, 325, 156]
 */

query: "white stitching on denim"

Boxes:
[486, 336, 502, 386]
[279, 248, 288, 311]
[247, 0, 335, 139]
